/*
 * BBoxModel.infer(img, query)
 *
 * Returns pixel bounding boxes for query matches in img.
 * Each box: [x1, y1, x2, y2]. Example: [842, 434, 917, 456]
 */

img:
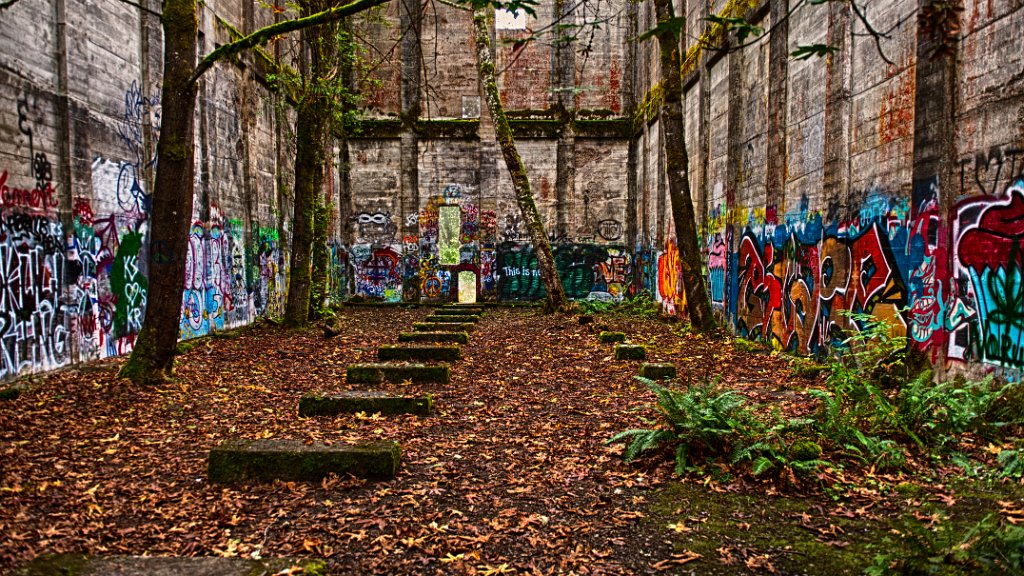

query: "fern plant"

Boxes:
[608, 377, 759, 474]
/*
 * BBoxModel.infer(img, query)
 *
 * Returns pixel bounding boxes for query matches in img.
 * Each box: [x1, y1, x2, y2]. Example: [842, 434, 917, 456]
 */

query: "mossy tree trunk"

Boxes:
[284, 0, 338, 327]
[472, 9, 569, 313]
[119, 0, 386, 384]
[117, 0, 198, 385]
[653, 0, 715, 331]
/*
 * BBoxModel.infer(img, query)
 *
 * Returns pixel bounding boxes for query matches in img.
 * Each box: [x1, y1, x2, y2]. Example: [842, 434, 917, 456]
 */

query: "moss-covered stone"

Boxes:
[14, 554, 322, 576]
[378, 344, 460, 362]
[0, 384, 24, 400]
[423, 314, 479, 323]
[639, 363, 677, 379]
[789, 440, 823, 462]
[412, 322, 475, 333]
[435, 308, 484, 316]
[732, 338, 768, 354]
[208, 438, 400, 483]
[615, 344, 646, 360]
[299, 391, 433, 416]
[599, 331, 627, 343]
[398, 331, 470, 344]
[346, 363, 451, 384]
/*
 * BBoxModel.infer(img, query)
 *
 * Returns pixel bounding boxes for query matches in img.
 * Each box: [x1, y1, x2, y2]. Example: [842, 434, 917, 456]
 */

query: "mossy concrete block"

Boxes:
[615, 344, 646, 360]
[14, 555, 325, 576]
[413, 322, 475, 333]
[640, 363, 677, 379]
[299, 391, 433, 416]
[347, 363, 450, 384]
[435, 307, 484, 316]
[424, 314, 479, 323]
[0, 384, 24, 400]
[398, 331, 470, 344]
[599, 331, 627, 343]
[208, 438, 400, 483]
[378, 344, 460, 362]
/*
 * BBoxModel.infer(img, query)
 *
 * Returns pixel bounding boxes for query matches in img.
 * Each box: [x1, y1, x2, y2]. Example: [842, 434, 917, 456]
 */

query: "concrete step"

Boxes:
[299, 391, 433, 416]
[14, 554, 322, 576]
[347, 362, 451, 384]
[423, 314, 479, 323]
[599, 331, 627, 343]
[436, 307, 484, 316]
[398, 331, 470, 344]
[208, 438, 400, 483]
[615, 343, 646, 360]
[378, 344, 461, 362]
[640, 362, 677, 380]
[412, 322, 475, 333]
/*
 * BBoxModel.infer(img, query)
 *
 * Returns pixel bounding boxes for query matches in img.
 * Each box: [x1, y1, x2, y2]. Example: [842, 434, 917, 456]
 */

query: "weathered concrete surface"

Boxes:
[434, 307, 484, 316]
[412, 322, 475, 333]
[299, 391, 433, 416]
[599, 331, 627, 343]
[423, 314, 479, 323]
[208, 439, 400, 483]
[378, 344, 461, 361]
[639, 363, 677, 380]
[14, 555, 321, 576]
[347, 363, 451, 384]
[615, 344, 646, 361]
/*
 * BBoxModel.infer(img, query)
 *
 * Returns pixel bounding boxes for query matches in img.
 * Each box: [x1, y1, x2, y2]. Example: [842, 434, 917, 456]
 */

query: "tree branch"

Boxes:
[190, 0, 389, 85]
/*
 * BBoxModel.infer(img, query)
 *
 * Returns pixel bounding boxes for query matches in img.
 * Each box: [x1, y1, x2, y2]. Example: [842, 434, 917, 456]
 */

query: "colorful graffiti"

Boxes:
[352, 244, 402, 301]
[495, 242, 634, 302]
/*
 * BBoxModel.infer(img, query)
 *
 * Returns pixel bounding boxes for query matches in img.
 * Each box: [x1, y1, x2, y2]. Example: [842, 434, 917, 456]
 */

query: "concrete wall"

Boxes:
[2, 0, 1023, 382]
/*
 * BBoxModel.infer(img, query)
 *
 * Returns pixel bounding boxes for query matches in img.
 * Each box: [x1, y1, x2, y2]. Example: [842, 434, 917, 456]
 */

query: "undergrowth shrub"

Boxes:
[578, 292, 659, 319]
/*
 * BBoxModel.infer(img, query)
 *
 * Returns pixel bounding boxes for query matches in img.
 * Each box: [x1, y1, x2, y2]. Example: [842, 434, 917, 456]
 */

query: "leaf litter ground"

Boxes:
[1, 307, 1021, 575]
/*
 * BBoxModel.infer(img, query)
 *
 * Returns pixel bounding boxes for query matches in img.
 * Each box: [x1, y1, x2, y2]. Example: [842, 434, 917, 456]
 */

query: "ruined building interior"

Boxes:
[0, 0, 1022, 382]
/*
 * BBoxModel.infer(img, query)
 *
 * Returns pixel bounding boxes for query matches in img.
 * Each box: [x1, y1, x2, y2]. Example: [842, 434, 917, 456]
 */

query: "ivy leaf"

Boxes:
[791, 43, 839, 60]
[706, 15, 763, 43]
[636, 16, 687, 43]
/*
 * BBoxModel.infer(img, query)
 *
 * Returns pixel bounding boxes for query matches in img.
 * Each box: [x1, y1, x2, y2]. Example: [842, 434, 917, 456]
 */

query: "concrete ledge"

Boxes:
[299, 391, 433, 416]
[640, 363, 677, 379]
[599, 331, 627, 343]
[434, 307, 484, 316]
[615, 344, 646, 360]
[208, 438, 400, 483]
[347, 363, 451, 384]
[398, 331, 470, 344]
[423, 314, 479, 323]
[413, 322, 475, 333]
[14, 555, 324, 576]
[378, 344, 461, 362]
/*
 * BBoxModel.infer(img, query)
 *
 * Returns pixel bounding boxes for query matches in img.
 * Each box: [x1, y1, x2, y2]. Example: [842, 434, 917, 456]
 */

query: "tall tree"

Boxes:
[651, 0, 715, 330]
[284, 0, 343, 327]
[472, 7, 569, 313]
[119, 0, 387, 384]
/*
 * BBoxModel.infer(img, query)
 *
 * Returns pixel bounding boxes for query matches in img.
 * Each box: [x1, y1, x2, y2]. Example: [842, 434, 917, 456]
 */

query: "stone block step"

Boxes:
[208, 438, 400, 483]
[14, 555, 322, 576]
[398, 331, 470, 344]
[640, 363, 677, 379]
[347, 362, 451, 384]
[299, 391, 433, 416]
[615, 343, 646, 360]
[434, 307, 484, 316]
[423, 314, 479, 323]
[413, 322, 475, 333]
[599, 331, 627, 343]
[378, 344, 461, 362]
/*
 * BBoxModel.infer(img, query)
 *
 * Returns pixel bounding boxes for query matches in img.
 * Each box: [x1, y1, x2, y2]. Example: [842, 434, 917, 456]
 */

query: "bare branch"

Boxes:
[190, 0, 388, 85]
[850, 0, 896, 66]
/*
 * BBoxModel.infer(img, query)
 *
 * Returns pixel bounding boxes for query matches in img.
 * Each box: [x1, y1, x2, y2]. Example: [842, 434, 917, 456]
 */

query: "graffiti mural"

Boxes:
[352, 244, 402, 301]
[496, 242, 634, 302]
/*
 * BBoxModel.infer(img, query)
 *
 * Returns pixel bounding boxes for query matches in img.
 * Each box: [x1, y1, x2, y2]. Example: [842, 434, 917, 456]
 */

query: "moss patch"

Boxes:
[435, 308, 485, 317]
[346, 363, 451, 384]
[299, 391, 433, 416]
[423, 314, 479, 324]
[0, 384, 24, 400]
[13, 554, 323, 575]
[639, 363, 677, 380]
[378, 344, 461, 362]
[208, 438, 400, 483]
[599, 331, 627, 343]
[615, 344, 646, 360]
[412, 322, 475, 333]
[398, 331, 470, 344]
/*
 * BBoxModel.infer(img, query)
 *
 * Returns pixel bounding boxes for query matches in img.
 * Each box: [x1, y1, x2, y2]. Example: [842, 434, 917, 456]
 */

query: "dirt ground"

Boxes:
[1, 307, 1020, 575]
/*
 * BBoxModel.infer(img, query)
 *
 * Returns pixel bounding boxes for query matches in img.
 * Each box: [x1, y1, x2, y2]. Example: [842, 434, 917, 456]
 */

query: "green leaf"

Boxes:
[636, 16, 687, 43]
[791, 43, 839, 60]
[705, 15, 763, 43]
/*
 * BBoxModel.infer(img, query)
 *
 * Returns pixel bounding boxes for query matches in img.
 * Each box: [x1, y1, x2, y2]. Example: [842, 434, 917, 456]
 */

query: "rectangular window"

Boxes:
[439, 205, 461, 265]
[495, 8, 527, 30]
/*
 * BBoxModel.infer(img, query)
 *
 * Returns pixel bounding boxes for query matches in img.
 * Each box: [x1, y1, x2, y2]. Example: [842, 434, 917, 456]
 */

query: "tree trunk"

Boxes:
[653, 0, 715, 330]
[284, 1, 336, 327]
[472, 9, 569, 313]
[117, 0, 199, 384]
